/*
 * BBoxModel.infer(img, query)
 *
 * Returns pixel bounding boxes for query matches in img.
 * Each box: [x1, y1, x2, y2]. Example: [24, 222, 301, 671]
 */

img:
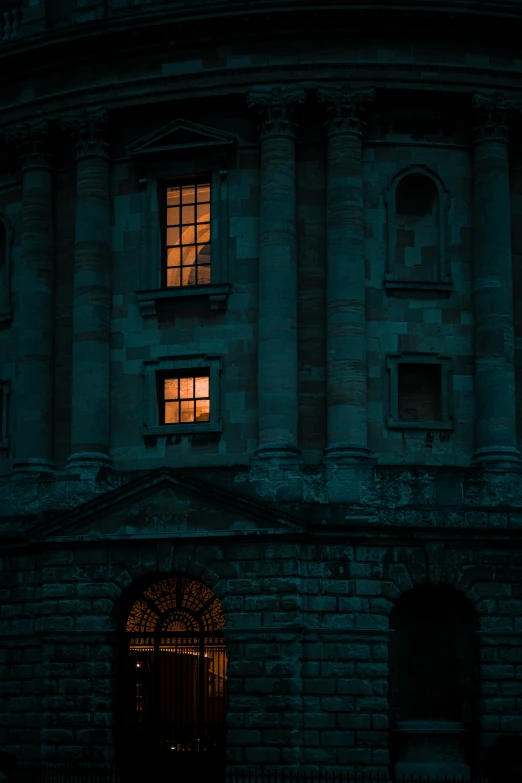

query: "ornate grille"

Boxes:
[123, 575, 227, 774]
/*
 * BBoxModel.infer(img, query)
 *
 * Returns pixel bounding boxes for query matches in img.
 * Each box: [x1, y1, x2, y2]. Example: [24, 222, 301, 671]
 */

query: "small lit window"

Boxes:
[165, 182, 211, 288]
[160, 373, 210, 425]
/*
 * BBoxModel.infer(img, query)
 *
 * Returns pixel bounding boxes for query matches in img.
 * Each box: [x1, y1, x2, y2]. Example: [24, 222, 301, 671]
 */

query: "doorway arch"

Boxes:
[389, 585, 480, 779]
[121, 573, 227, 778]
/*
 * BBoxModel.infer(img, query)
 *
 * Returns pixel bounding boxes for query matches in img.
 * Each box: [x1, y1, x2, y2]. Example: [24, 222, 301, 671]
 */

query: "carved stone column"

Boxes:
[471, 93, 522, 471]
[248, 87, 305, 465]
[63, 110, 112, 475]
[319, 86, 375, 465]
[8, 122, 55, 477]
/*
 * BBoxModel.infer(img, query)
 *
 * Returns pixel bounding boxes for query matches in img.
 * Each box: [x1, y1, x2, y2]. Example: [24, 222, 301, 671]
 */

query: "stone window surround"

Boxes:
[383, 164, 452, 293]
[0, 379, 9, 450]
[386, 352, 453, 430]
[141, 354, 222, 439]
[136, 163, 231, 317]
[0, 212, 13, 325]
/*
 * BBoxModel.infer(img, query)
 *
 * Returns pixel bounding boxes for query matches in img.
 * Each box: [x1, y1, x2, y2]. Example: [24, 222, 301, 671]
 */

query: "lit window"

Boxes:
[165, 183, 211, 287]
[161, 373, 210, 424]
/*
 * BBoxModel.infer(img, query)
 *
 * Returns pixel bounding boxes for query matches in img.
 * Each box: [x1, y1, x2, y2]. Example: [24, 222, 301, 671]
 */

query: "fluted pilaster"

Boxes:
[248, 87, 305, 465]
[7, 122, 55, 478]
[62, 110, 112, 475]
[471, 92, 522, 471]
[319, 86, 375, 465]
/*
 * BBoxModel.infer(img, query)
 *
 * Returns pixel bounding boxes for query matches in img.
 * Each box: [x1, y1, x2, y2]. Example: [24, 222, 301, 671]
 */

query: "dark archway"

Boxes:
[119, 574, 227, 781]
[389, 585, 480, 778]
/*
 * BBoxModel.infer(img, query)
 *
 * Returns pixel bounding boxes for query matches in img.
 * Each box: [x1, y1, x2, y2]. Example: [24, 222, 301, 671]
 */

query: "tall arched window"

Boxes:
[122, 574, 227, 777]
[389, 585, 479, 779]
[384, 166, 450, 289]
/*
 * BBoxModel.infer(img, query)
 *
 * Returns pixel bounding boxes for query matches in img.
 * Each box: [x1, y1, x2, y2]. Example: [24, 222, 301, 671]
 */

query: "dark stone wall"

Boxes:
[1, 532, 522, 773]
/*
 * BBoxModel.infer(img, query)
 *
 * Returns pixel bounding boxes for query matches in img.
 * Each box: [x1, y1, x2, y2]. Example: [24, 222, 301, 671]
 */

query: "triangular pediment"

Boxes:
[127, 119, 237, 156]
[26, 468, 302, 541]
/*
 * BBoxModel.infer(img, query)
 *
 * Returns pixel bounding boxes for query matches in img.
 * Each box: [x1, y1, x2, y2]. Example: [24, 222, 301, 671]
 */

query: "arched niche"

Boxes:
[0, 213, 13, 324]
[118, 572, 227, 781]
[389, 585, 480, 779]
[384, 165, 451, 290]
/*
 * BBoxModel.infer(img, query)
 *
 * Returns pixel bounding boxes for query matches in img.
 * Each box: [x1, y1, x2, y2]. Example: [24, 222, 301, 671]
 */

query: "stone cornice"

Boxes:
[2, 119, 51, 170]
[60, 108, 109, 158]
[472, 91, 522, 143]
[318, 84, 375, 137]
[247, 85, 306, 139]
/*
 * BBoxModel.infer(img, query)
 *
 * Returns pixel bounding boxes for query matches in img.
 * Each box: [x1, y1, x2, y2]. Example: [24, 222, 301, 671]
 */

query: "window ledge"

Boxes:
[142, 421, 222, 437]
[387, 418, 454, 431]
[384, 279, 454, 292]
[136, 284, 232, 317]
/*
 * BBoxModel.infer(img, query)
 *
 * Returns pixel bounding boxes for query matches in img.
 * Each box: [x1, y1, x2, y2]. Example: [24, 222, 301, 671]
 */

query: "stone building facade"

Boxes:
[1, 0, 522, 780]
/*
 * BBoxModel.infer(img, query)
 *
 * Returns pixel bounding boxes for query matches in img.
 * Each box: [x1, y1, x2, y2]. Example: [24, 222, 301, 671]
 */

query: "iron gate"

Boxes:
[122, 575, 227, 777]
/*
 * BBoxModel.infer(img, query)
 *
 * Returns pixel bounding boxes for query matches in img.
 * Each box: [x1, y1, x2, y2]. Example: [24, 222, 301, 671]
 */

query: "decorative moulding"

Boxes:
[386, 351, 454, 431]
[384, 164, 453, 292]
[135, 283, 232, 317]
[127, 119, 237, 157]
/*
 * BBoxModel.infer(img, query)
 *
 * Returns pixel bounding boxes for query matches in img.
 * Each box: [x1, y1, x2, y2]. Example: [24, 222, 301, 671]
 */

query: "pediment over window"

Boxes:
[24, 467, 302, 541]
[127, 119, 237, 157]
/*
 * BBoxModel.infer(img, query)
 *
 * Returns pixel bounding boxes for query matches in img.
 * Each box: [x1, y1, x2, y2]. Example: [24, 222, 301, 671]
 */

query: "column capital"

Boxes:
[472, 91, 521, 144]
[247, 86, 306, 140]
[318, 85, 375, 137]
[61, 109, 109, 158]
[3, 120, 52, 170]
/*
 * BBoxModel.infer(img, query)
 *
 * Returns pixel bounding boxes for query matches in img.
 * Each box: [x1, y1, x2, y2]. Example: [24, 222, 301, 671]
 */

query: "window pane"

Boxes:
[197, 265, 211, 285]
[182, 247, 196, 265]
[166, 207, 180, 227]
[166, 188, 180, 206]
[167, 268, 181, 287]
[180, 400, 194, 422]
[182, 267, 196, 286]
[195, 399, 210, 422]
[181, 186, 196, 204]
[197, 203, 210, 222]
[181, 225, 195, 245]
[179, 378, 193, 399]
[197, 184, 211, 203]
[165, 402, 179, 424]
[164, 379, 179, 399]
[167, 248, 180, 266]
[181, 205, 195, 225]
[196, 224, 210, 244]
[166, 227, 181, 246]
[195, 376, 209, 398]
[197, 244, 211, 263]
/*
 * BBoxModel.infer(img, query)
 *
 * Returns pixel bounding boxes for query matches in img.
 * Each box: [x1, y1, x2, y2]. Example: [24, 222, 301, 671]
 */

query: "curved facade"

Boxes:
[1, 1, 522, 779]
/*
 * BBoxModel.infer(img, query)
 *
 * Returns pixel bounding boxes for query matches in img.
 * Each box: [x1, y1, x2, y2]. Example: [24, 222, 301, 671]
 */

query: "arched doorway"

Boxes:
[389, 585, 480, 780]
[121, 574, 227, 779]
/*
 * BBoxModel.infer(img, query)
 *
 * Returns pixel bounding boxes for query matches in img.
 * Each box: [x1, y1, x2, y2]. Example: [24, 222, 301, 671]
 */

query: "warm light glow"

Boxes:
[166, 183, 211, 287]
[163, 373, 210, 424]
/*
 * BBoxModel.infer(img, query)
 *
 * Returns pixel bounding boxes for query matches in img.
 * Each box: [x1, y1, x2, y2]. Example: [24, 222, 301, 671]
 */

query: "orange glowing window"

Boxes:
[165, 182, 211, 287]
[161, 373, 210, 424]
